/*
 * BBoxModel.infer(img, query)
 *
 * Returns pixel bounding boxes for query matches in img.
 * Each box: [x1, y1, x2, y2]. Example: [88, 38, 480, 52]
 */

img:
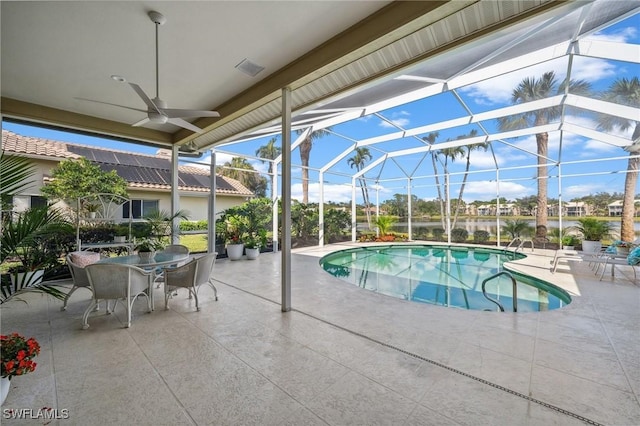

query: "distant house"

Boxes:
[608, 200, 640, 216]
[2, 130, 253, 221]
[477, 204, 494, 216]
[564, 201, 591, 217]
[498, 203, 519, 216]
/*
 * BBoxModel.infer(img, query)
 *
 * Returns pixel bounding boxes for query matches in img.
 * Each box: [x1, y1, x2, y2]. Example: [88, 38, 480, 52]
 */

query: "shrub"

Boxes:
[431, 227, 445, 241]
[451, 228, 469, 243]
[179, 220, 208, 231]
[473, 230, 490, 243]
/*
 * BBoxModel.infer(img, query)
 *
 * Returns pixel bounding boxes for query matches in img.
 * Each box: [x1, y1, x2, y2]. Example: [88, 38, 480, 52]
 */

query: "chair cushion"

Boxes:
[626, 247, 640, 266]
[70, 251, 101, 268]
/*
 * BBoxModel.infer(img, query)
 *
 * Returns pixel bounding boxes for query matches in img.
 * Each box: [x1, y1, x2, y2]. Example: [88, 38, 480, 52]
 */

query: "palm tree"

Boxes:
[437, 143, 466, 233]
[451, 130, 485, 230]
[497, 71, 591, 240]
[596, 77, 640, 242]
[218, 157, 267, 197]
[347, 147, 373, 227]
[422, 132, 445, 229]
[295, 128, 332, 204]
[255, 137, 281, 199]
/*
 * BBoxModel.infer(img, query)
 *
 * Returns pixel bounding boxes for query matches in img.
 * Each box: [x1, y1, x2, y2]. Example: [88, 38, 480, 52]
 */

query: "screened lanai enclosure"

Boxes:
[197, 0, 639, 248]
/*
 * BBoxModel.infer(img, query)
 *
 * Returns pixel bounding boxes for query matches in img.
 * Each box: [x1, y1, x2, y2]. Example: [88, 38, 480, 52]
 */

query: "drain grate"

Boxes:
[216, 279, 603, 426]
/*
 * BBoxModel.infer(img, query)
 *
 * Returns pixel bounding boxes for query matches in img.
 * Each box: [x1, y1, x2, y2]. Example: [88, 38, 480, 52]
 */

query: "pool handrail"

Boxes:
[481, 271, 518, 312]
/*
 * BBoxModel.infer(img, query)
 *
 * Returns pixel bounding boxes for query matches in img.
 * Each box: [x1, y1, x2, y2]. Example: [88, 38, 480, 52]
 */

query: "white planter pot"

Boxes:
[226, 244, 244, 261]
[10, 269, 45, 288]
[1, 377, 10, 405]
[138, 251, 156, 261]
[582, 240, 602, 253]
[245, 248, 260, 260]
[562, 246, 575, 251]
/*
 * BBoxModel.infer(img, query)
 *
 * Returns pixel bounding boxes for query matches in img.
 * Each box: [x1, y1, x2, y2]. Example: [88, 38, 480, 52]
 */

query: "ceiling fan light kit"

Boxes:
[86, 10, 220, 133]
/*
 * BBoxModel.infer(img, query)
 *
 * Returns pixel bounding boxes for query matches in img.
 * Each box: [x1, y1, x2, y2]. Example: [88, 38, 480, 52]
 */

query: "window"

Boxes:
[30, 196, 47, 209]
[123, 199, 159, 219]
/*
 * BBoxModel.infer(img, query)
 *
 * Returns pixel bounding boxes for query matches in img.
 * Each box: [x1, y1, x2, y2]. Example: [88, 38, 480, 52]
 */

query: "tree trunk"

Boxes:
[621, 154, 639, 242]
[300, 138, 311, 204]
[536, 132, 548, 240]
[452, 148, 471, 230]
[359, 177, 371, 229]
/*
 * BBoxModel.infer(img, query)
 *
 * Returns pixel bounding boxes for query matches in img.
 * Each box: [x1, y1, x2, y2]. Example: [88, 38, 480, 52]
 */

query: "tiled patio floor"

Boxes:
[1, 243, 638, 425]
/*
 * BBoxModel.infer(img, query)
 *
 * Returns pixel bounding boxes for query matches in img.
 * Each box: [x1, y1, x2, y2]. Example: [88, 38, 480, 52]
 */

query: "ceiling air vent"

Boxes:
[235, 58, 265, 77]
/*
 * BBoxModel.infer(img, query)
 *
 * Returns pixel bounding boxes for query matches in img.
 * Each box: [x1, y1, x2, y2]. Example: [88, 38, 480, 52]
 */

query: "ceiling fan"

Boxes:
[82, 11, 219, 133]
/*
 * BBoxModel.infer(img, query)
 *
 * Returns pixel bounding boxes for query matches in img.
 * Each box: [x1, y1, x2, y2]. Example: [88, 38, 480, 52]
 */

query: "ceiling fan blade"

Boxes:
[163, 108, 220, 119]
[168, 118, 204, 133]
[74, 97, 148, 113]
[128, 83, 159, 112]
[132, 117, 150, 127]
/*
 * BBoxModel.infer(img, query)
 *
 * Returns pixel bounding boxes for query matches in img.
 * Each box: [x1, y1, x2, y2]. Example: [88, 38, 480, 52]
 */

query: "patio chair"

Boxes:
[83, 263, 154, 329]
[154, 244, 190, 287]
[62, 252, 101, 311]
[163, 252, 218, 311]
[550, 249, 639, 283]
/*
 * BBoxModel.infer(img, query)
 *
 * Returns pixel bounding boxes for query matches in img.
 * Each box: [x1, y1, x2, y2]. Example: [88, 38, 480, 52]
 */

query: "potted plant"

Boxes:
[113, 224, 129, 243]
[134, 238, 164, 260]
[84, 202, 101, 219]
[243, 229, 267, 260]
[1, 206, 72, 303]
[561, 234, 580, 250]
[222, 214, 247, 261]
[1, 333, 41, 405]
[572, 218, 615, 253]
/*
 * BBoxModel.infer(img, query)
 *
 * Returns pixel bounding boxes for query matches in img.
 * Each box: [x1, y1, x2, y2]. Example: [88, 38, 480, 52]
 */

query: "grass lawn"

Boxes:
[180, 234, 209, 253]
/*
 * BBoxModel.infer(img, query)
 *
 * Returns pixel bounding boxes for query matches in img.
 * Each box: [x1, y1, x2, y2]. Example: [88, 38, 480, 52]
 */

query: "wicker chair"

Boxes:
[163, 252, 217, 311]
[62, 252, 101, 311]
[83, 263, 154, 329]
[154, 244, 190, 287]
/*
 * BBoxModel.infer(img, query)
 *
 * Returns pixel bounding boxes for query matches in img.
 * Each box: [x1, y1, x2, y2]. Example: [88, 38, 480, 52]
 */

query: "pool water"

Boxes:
[320, 245, 571, 312]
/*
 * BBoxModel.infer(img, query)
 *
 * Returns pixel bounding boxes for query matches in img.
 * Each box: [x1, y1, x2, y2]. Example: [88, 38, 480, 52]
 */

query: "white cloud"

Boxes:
[379, 110, 411, 128]
[459, 54, 618, 106]
[290, 182, 354, 203]
[563, 183, 609, 199]
[380, 118, 410, 128]
[462, 180, 533, 201]
[587, 26, 637, 43]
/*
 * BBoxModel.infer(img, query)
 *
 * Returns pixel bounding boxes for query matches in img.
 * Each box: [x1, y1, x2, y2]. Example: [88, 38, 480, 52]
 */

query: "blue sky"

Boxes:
[4, 13, 639, 205]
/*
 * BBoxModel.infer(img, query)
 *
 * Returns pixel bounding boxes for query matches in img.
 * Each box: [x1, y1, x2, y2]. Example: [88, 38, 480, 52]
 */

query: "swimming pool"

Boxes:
[320, 245, 571, 312]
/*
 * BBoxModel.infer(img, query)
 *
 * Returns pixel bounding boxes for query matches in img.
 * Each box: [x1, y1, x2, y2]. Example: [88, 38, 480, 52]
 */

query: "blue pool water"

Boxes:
[320, 245, 571, 312]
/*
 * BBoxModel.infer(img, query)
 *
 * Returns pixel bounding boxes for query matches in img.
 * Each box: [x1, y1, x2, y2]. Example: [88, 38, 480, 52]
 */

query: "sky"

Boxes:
[3, 10, 639, 205]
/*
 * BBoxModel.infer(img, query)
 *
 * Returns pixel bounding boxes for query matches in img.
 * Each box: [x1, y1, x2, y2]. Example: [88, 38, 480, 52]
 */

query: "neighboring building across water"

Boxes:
[2, 130, 253, 221]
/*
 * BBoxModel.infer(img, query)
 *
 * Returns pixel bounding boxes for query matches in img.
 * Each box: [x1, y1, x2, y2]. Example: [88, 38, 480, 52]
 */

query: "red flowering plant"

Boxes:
[1, 333, 41, 379]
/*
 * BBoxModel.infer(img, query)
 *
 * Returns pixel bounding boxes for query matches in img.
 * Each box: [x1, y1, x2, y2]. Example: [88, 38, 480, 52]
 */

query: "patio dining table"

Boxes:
[96, 251, 190, 268]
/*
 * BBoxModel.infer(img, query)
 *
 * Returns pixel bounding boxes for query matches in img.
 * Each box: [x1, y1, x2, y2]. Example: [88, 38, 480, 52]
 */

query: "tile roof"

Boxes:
[2, 130, 253, 196]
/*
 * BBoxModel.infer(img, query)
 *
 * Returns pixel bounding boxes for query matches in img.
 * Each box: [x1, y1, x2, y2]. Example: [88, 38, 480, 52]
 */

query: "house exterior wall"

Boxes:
[7, 157, 247, 221]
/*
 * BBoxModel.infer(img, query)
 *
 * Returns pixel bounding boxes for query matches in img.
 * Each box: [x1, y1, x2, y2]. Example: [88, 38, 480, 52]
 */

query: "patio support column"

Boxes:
[558, 163, 563, 243]
[281, 87, 292, 312]
[376, 182, 380, 238]
[351, 177, 357, 242]
[495, 169, 501, 245]
[319, 171, 324, 247]
[445, 173, 451, 244]
[208, 150, 217, 254]
[171, 144, 180, 245]
[407, 178, 412, 241]
[272, 162, 279, 253]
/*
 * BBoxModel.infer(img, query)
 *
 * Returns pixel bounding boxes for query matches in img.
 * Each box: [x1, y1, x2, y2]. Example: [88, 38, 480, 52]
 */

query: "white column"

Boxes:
[445, 173, 451, 244]
[171, 144, 180, 245]
[375, 183, 380, 238]
[319, 171, 324, 247]
[495, 169, 501, 245]
[558, 163, 563, 243]
[281, 88, 292, 312]
[272, 162, 279, 253]
[208, 150, 217, 254]
[351, 177, 357, 242]
[407, 178, 413, 241]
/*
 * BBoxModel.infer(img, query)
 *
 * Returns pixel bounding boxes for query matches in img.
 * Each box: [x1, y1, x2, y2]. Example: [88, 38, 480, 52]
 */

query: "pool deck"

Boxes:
[1, 242, 638, 425]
